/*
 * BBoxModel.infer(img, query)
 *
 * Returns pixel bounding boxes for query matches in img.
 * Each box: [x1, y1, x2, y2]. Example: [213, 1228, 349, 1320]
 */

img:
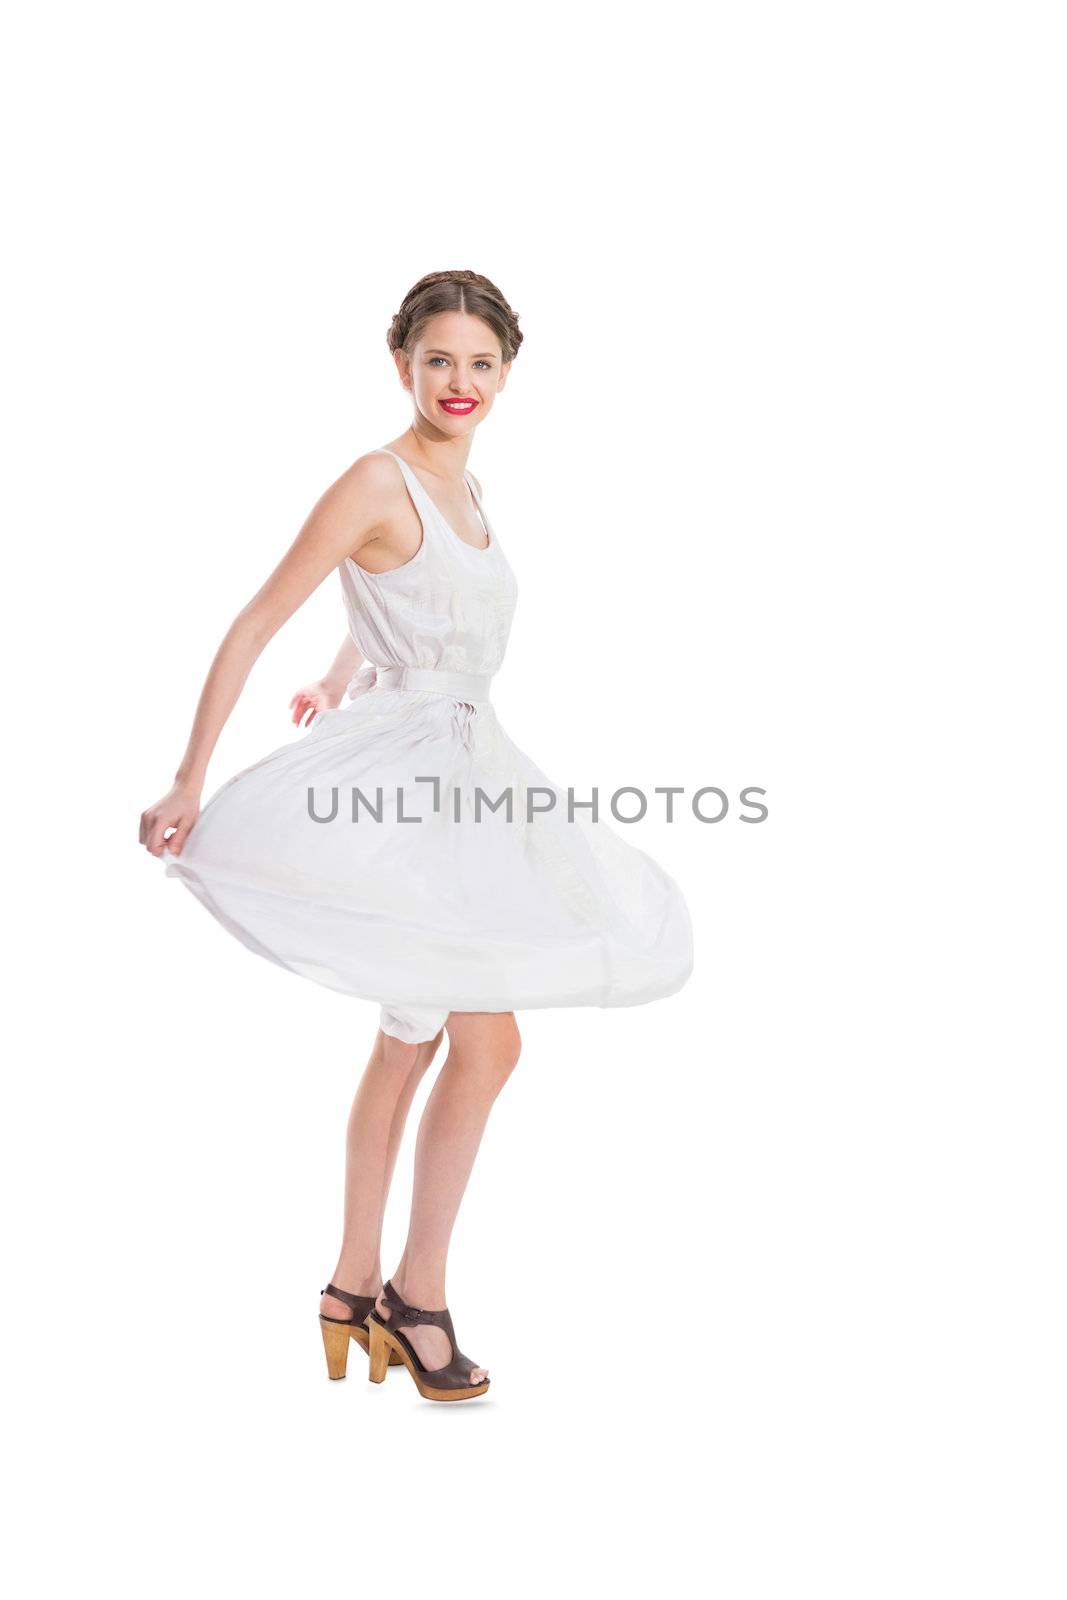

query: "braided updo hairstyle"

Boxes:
[387, 270, 523, 364]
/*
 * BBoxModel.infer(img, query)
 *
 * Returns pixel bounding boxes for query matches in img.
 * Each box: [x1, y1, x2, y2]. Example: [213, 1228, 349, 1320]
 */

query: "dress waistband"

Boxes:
[348, 662, 494, 705]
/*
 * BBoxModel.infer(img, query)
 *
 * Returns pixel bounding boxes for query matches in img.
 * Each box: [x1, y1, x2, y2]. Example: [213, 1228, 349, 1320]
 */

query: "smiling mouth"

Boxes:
[439, 398, 478, 413]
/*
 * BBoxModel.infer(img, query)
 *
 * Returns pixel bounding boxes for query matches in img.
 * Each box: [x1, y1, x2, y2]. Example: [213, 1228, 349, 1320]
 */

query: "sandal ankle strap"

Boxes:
[321, 1282, 377, 1315]
[381, 1278, 453, 1333]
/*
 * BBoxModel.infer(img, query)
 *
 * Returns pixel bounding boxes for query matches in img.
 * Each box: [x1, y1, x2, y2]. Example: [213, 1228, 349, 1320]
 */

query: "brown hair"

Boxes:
[387, 270, 523, 365]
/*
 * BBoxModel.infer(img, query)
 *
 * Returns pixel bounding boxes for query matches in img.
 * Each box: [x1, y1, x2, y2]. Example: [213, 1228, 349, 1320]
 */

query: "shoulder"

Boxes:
[334, 449, 406, 498]
[297, 450, 409, 566]
[313, 450, 407, 523]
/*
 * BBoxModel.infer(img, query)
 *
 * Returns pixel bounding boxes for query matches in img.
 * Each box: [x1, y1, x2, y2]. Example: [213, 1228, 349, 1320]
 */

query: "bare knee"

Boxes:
[377, 1025, 446, 1079]
[376, 1031, 421, 1073]
[445, 1014, 522, 1094]
[371, 1024, 447, 1100]
[497, 1018, 522, 1078]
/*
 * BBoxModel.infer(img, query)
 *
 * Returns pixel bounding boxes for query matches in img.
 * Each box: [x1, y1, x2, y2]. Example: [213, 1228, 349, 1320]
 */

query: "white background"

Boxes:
[4, 3, 1064, 1595]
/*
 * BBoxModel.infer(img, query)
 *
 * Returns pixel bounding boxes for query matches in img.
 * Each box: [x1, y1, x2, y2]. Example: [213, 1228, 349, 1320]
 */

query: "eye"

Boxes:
[429, 357, 448, 367]
[474, 360, 492, 370]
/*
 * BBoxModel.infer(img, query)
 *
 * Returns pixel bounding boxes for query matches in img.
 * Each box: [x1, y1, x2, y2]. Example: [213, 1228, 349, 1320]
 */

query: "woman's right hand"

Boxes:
[139, 782, 202, 858]
[289, 679, 343, 729]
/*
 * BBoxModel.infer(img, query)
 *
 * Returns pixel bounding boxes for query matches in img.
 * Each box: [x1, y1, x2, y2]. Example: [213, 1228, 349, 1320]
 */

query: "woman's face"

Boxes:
[398, 311, 509, 436]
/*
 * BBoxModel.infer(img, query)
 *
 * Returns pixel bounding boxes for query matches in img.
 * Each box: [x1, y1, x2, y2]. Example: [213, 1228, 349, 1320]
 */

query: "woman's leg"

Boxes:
[319, 1024, 445, 1317]
[375, 1011, 522, 1381]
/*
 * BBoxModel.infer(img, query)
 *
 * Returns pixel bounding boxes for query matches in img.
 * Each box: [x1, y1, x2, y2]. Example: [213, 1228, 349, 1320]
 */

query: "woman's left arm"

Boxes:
[290, 633, 365, 728]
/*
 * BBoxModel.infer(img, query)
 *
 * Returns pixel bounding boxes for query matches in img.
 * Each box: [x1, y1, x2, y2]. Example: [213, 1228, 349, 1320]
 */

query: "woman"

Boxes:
[139, 269, 694, 1402]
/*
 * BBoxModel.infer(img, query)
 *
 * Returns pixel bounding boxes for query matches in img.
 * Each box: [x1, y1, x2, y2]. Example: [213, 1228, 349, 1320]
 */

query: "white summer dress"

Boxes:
[161, 449, 694, 1042]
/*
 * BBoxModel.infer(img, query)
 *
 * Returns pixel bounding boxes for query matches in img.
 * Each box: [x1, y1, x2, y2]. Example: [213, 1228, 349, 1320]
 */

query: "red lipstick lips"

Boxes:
[439, 398, 478, 413]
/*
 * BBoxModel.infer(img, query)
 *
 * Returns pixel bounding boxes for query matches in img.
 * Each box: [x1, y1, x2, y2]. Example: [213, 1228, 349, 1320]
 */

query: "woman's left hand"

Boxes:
[289, 679, 343, 728]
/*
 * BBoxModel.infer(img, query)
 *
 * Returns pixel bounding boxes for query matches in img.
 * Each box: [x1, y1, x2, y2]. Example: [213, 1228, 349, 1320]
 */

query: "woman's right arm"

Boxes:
[139, 452, 394, 858]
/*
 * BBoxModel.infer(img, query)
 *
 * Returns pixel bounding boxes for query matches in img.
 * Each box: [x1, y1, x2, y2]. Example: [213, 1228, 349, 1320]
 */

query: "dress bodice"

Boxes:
[337, 449, 519, 688]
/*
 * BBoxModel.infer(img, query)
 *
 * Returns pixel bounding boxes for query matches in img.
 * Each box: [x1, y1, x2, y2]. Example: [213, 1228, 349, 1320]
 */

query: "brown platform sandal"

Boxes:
[319, 1283, 402, 1380]
[367, 1278, 490, 1401]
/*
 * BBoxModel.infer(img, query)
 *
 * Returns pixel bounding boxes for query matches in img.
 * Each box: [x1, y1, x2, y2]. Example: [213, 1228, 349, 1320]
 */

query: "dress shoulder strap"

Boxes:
[377, 448, 431, 502]
[377, 448, 440, 522]
[464, 471, 491, 541]
[377, 448, 493, 549]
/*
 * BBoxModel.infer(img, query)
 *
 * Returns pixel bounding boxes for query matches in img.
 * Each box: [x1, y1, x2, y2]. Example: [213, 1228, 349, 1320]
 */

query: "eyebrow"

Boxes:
[425, 348, 497, 359]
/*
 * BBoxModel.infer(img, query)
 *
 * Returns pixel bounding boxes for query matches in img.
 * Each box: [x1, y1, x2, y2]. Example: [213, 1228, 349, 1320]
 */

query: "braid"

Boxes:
[386, 270, 523, 363]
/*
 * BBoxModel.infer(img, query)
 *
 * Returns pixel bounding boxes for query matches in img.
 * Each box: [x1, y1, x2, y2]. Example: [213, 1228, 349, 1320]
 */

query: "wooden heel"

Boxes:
[367, 1317, 392, 1383]
[320, 1317, 354, 1380]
